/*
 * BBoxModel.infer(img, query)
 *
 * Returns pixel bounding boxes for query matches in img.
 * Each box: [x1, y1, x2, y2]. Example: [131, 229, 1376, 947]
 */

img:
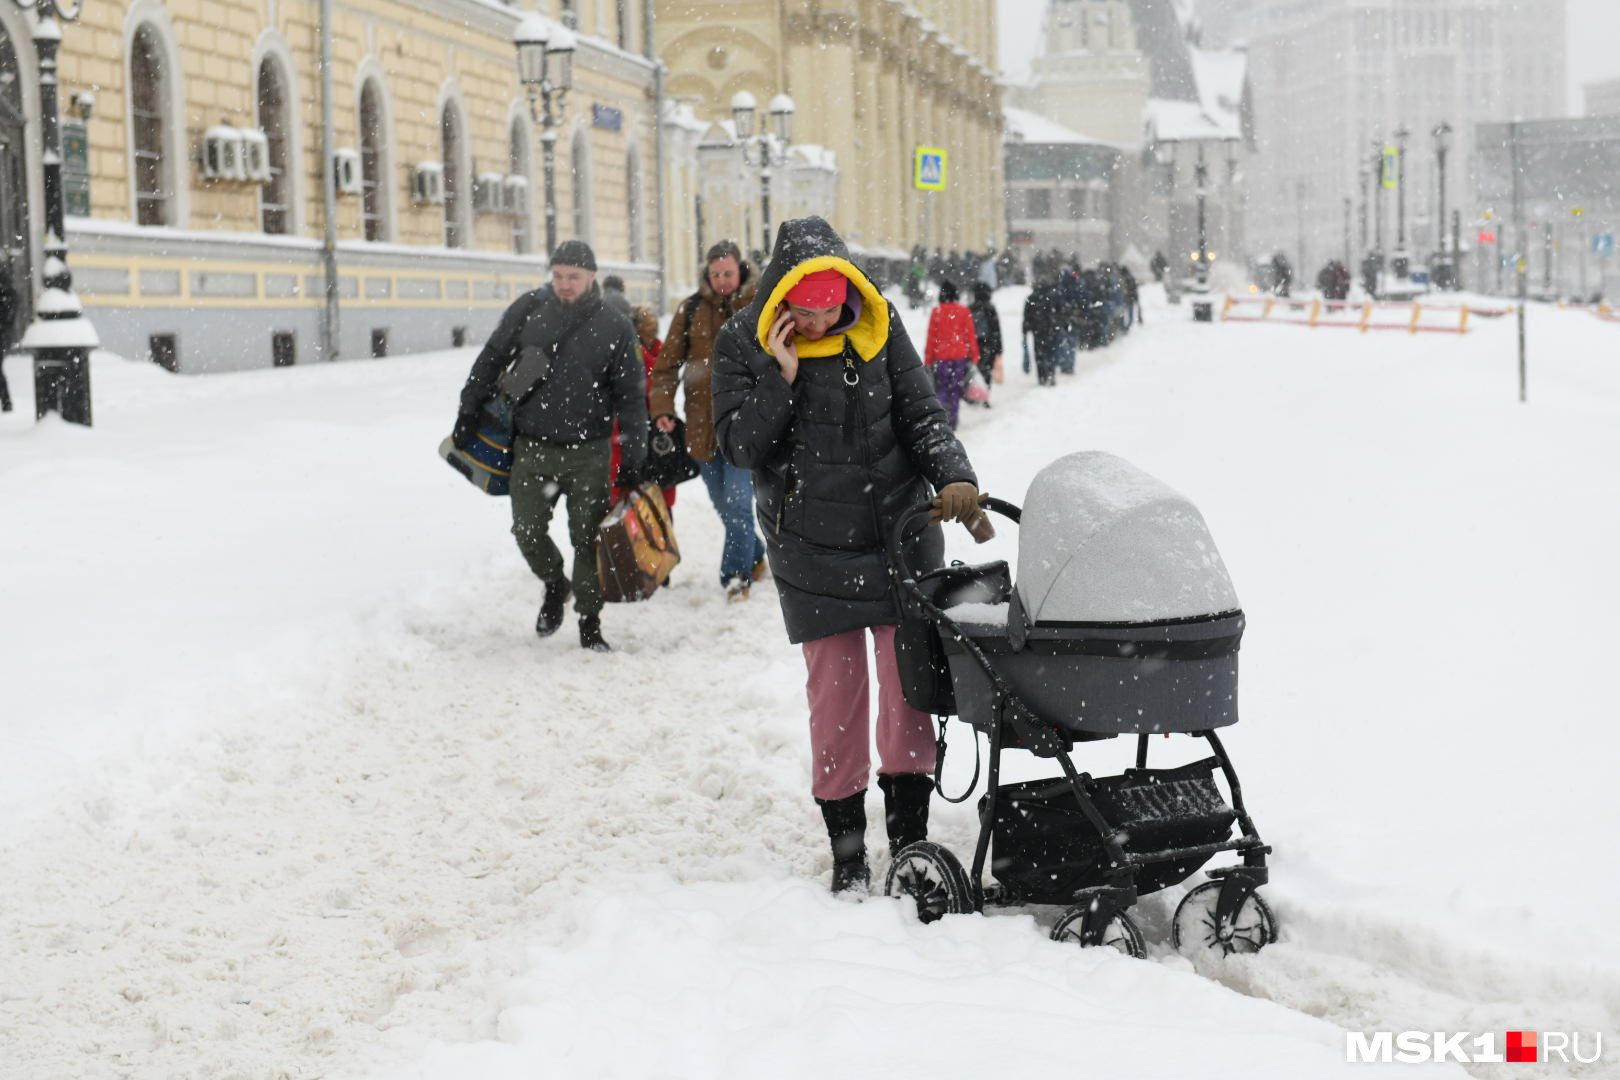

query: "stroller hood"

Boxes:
[1016, 452, 1240, 624]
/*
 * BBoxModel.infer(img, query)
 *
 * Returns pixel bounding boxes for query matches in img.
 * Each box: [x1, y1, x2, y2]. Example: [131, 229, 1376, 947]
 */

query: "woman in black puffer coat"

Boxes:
[713, 216, 986, 894]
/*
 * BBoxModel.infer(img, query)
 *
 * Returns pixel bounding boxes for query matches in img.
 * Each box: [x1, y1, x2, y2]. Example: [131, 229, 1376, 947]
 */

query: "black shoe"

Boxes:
[878, 773, 933, 857]
[536, 578, 572, 637]
[817, 792, 870, 895]
[578, 614, 611, 652]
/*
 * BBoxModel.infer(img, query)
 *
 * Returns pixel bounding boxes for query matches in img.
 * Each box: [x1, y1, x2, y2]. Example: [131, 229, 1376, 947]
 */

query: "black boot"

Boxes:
[578, 613, 611, 652]
[878, 773, 933, 857]
[816, 792, 870, 894]
[536, 578, 572, 637]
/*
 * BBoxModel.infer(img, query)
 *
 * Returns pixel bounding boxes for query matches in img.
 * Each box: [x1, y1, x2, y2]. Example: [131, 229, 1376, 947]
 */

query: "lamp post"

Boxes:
[1152, 138, 1179, 303]
[730, 90, 794, 260]
[15, 0, 98, 426]
[513, 13, 576, 256]
[1432, 120, 1453, 289]
[1392, 124, 1411, 284]
[1193, 142, 1210, 290]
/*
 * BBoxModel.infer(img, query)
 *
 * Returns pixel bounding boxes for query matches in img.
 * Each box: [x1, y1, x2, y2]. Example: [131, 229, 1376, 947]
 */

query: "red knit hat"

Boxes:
[785, 267, 848, 308]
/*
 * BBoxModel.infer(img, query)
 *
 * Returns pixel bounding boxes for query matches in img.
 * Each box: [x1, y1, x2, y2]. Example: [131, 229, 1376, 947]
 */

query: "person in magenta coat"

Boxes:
[923, 280, 980, 428]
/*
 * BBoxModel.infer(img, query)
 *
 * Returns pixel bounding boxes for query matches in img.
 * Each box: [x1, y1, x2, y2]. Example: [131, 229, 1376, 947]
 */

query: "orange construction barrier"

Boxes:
[1218, 296, 1511, 334]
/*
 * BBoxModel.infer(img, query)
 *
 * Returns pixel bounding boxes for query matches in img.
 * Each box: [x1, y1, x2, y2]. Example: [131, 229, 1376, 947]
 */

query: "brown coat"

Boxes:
[648, 266, 757, 461]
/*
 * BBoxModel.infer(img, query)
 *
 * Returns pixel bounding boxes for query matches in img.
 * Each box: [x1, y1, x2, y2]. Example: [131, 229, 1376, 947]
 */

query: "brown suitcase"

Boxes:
[595, 483, 680, 602]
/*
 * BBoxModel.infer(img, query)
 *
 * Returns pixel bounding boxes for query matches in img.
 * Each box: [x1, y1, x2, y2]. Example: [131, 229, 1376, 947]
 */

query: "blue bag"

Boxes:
[438, 397, 514, 496]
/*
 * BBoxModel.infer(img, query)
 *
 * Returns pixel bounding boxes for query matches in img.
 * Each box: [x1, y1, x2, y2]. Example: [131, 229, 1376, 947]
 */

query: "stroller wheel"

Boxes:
[884, 841, 977, 923]
[1050, 906, 1146, 959]
[1171, 880, 1277, 957]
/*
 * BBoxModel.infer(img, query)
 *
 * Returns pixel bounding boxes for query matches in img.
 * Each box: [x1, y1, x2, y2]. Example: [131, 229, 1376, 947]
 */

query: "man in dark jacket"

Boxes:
[1023, 278, 1067, 386]
[453, 240, 647, 652]
[712, 215, 983, 894]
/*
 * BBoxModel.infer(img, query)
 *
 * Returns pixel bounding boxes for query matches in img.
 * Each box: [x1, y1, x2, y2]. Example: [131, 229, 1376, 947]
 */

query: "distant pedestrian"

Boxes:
[968, 280, 1002, 398]
[1150, 250, 1169, 283]
[1271, 253, 1294, 298]
[601, 274, 632, 320]
[1119, 263, 1143, 325]
[648, 239, 767, 602]
[924, 280, 979, 428]
[451, 240, 647, 652]
[0, 264, 17, 413]
[1023, 277, 1067, 386]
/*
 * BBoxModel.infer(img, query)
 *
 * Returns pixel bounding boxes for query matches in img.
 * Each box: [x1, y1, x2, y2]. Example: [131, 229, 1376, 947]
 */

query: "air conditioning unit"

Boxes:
[473, 171, 505, 214]
[501, 175, 530, 216]
[332, 148, 361, 195]
[200, 123, 246, 182]
[413, 161, 445, 205]
[240, 128, 271, 183]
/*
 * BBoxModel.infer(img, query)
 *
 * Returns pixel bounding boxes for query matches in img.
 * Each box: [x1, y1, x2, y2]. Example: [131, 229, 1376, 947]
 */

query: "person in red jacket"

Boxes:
[923, 279, 980, 428]
[610, 306, 678, 512]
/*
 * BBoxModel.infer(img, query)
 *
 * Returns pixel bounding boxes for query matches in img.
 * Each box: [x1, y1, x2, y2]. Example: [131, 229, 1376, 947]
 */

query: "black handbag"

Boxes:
[645, 417, 702, 488]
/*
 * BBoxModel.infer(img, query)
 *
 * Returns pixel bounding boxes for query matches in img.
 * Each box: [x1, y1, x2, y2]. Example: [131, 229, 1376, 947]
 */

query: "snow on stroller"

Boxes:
[883, 451, 1276, 958]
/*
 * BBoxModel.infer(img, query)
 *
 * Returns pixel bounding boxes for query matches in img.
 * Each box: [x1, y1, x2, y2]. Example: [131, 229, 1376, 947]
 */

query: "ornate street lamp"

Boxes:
[15, 0, 98, 426]
[1151, 137, 1179, 303]
[1394, 124, 1411, 272]
[1193, 143, 1210, 290]
[730, 90, 794, 258]
[513, 13, 576, 256]
[1432, 120, 1453, 289]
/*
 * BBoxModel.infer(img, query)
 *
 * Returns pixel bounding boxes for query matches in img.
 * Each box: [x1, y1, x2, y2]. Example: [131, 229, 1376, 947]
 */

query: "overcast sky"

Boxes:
[994, 0, 1620, 115]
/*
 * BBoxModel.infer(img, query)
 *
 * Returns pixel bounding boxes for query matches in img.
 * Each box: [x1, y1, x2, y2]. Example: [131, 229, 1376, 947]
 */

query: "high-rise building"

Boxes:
[1202, 0, 1567, 280]
[1010, 0, 1250, 282]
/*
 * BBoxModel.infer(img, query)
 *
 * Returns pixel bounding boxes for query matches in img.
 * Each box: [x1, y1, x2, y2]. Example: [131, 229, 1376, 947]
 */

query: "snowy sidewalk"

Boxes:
[3, 293, 1618, 1079]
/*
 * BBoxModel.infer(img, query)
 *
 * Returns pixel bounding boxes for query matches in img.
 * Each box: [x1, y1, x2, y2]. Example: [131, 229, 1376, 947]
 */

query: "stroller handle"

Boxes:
[886, 494, 1022, 584]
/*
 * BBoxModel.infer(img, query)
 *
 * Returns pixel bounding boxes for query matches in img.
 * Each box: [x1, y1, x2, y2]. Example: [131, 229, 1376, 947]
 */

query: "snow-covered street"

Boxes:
[3, 289, 1617, 1079]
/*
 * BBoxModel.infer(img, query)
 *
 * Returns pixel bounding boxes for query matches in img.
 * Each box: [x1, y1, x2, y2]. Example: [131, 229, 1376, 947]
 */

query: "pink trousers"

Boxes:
[801, 624, 937, 801]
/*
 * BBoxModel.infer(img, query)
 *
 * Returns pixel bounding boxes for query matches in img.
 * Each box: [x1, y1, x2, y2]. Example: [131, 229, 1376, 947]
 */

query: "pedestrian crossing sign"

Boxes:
[915, 147, 947, 191]
[1381, 147, 1399, 189]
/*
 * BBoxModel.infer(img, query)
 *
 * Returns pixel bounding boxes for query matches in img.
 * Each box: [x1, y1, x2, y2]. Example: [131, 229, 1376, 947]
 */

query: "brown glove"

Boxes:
[930, 482, 982, 524]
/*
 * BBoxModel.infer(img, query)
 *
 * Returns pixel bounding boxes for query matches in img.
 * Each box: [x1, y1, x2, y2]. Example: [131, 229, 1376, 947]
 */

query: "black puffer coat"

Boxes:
[713, 216, 976, 644]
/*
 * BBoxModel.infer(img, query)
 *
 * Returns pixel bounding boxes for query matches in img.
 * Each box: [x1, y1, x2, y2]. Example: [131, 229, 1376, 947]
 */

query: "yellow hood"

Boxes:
[754, 256, 890, 361]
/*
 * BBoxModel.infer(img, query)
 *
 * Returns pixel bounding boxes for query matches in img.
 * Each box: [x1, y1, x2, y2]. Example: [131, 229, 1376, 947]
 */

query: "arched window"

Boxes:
[359, 80, 389, 241]
[625, 147, 643, 262]
[509, 117, 533, 254]
[441, 103, 467, 248]
[130, 26, 170, 226]
[257, 57, 291, 234]
[570, 127, 591, 244]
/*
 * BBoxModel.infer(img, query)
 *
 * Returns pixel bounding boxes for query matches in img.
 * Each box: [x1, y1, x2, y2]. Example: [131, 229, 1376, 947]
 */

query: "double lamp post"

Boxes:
[729, 89, 794, 260]
[513, 13, 577, 256]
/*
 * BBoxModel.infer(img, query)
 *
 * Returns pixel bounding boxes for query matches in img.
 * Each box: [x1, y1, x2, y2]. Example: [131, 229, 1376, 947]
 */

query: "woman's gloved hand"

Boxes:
[929, 481, 982, 524]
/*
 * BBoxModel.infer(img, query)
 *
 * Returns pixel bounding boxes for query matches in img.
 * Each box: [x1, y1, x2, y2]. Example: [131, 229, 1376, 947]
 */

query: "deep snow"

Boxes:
[2, 287, 1617, 1079]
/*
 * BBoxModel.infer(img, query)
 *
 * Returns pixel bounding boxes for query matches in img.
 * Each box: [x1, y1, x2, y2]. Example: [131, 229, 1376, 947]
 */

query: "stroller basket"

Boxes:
[985, 757, 1236, 906]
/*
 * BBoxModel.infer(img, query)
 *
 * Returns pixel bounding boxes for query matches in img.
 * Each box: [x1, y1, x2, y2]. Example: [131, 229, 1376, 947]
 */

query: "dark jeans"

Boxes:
[509, 434, 613, 617]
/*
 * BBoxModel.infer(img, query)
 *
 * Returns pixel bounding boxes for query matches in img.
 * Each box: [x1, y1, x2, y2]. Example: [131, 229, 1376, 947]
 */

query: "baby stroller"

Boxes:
[883, 452, 1276, 958]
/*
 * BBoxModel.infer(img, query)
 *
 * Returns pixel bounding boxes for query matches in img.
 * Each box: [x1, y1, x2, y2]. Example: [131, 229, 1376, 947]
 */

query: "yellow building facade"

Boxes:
[655, 0, 1004, 275]
[8, 0, 661, 372]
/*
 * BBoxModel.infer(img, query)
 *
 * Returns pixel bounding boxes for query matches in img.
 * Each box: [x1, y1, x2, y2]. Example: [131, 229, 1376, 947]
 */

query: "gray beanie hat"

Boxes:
[550, 240, 597, 271]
